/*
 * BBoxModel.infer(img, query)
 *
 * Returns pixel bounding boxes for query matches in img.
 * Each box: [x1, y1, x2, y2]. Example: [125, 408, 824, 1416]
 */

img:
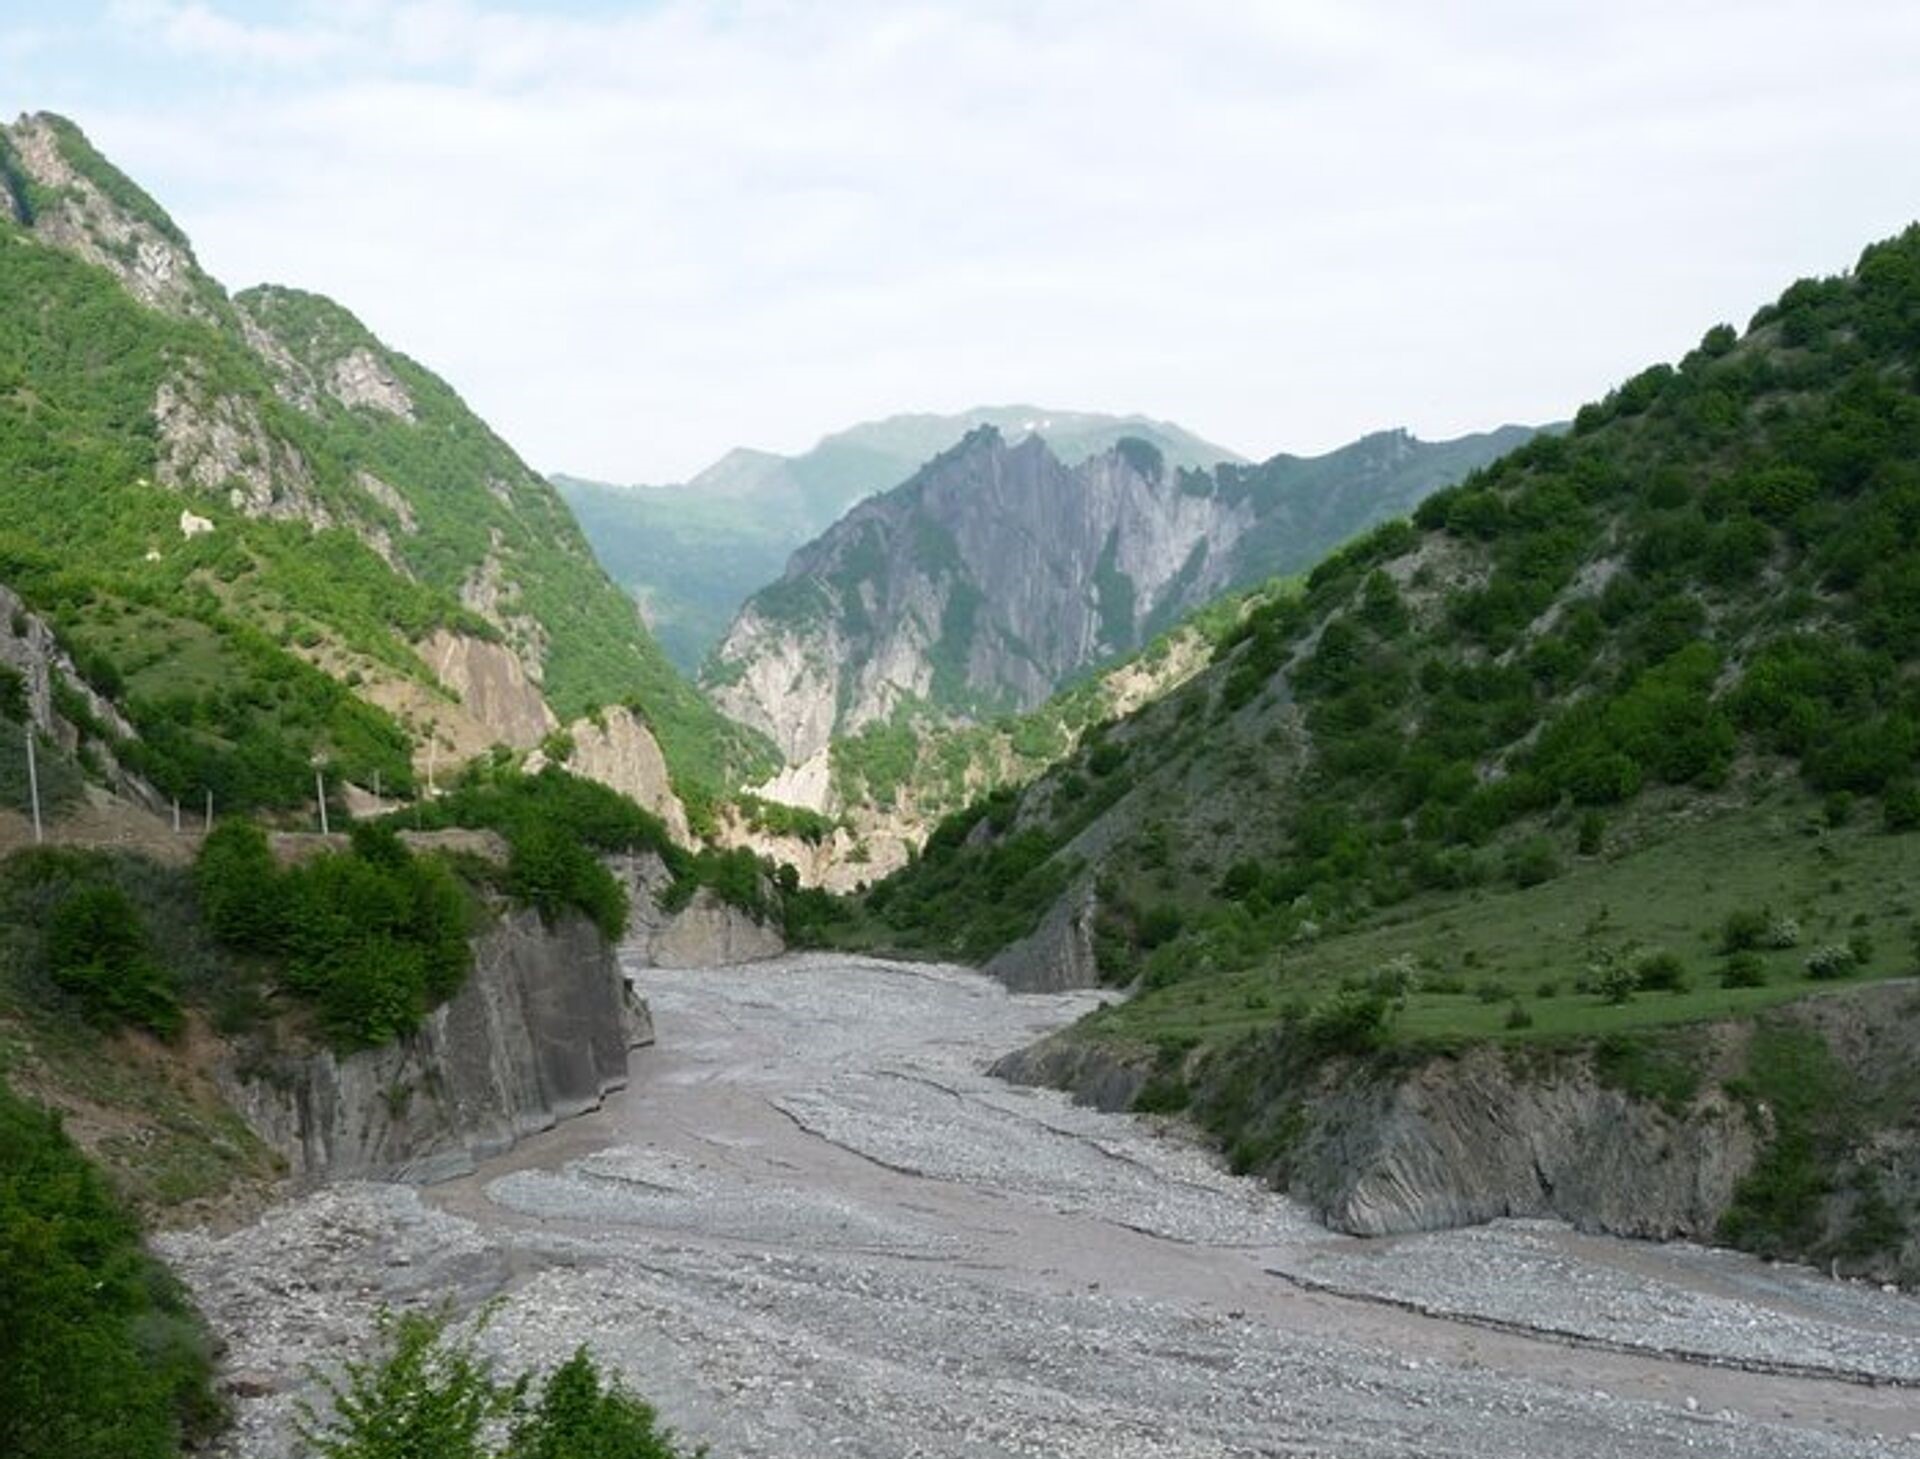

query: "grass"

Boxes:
[1086, 795, 1918, 1051]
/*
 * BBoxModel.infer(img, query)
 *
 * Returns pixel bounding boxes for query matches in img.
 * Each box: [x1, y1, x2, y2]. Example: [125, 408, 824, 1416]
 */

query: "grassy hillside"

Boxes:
[847, 225, 1920, 1270]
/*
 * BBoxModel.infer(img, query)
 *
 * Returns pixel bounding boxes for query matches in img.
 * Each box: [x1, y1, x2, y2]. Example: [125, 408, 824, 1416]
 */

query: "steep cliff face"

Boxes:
[222, 908, 652, 1184]
[610, 852, 786, 967]
[558, 406, 1242, 672]
[525, 706, 692, 846]
[708, 424, 1535, 764]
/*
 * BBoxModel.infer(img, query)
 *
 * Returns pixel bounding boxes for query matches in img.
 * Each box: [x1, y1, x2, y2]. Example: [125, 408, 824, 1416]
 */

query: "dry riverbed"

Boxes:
[160, 953, 1920, 1458]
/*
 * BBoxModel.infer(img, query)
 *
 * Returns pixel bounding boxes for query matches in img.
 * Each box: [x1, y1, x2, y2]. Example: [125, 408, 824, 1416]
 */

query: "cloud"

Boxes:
[39, 1, 1920, 480]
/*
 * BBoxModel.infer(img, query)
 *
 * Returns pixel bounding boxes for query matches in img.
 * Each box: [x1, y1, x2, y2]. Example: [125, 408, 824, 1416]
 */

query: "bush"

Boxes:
[1506, 837, 1562, 888]
[194, 820, 287, 951]
[198, 824, 475, 1050]
[1297, 990, 1392, 1057]
[45, 885, 181, 1038]
[298, 1307, 697, 1459]
[1763, 916, 1802, 950]
[1634, 950, 1689, 993]
[0, 1086, 221, 1459]
[1886, 782, 1920, 832]
[1720, 952, 1767, 988]
[1804, 943, 1860, 980]
[1576, 811, 1605, 856]
[1504, 1000, 1534, 1030]
[1719, 909, 1769, 954]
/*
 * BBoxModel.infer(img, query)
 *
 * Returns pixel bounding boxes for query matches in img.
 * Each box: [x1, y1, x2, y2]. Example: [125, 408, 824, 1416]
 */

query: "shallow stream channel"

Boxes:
[161, 953, 1920, 1457]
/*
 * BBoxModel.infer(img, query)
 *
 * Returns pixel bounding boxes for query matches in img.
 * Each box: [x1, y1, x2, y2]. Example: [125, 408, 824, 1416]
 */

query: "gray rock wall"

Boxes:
[611, 851, 786, 968]
[984, 880, 1100, 992]
[223, 907, 650, 1184]
[1286, 1045, 1756, 1239]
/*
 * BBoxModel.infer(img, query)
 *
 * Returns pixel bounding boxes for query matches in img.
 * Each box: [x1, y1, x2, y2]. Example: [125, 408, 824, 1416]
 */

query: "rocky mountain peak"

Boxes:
[0, 112, 224, 325]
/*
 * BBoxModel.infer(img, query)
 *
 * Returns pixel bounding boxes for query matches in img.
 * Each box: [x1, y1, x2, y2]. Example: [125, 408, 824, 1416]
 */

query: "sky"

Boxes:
[6, 1, 1920, 483]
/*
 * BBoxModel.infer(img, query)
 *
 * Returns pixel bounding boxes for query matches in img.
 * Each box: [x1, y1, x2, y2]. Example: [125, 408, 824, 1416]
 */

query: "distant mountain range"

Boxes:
[705, 422, 1538, 764]
[555, 408, 1243, 672]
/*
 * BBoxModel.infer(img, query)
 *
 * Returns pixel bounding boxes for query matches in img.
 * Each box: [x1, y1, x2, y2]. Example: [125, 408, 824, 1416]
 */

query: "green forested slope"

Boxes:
[0, 113, 766, 808]
[845, 224, 1920, 1273]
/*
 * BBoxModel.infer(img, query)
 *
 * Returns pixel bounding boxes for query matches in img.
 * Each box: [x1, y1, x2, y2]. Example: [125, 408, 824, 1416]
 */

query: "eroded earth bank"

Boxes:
[162, 955, 1920, 1458]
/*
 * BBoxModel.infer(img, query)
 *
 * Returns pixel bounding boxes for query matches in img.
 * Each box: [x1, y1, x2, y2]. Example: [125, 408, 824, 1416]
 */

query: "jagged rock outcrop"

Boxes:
[525, 706, 691, 846]
[0, 582, 162, 811]
[708, 424, 1537, 763]
[222, 907, 651, 1184]
[610, 852, 786, 967]
[984, 879, 1101, 992]
[154, 370, 329, 527]
[423, 629, 557, 750]
[0, 112, 221, 323]
[997, 1028, 1759, 1244]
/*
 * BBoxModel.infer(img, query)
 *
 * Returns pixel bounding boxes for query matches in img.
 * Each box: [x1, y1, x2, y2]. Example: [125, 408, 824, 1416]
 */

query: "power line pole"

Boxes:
[24, 728, 41, 845]
[172, 796, 181, 834]
[315, 765, 329, 836]
[205, 788, 213, 832]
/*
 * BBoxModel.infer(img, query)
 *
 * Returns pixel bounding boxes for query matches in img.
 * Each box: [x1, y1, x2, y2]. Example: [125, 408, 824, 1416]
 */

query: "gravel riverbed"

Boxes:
[159, 953, 1920, 1457]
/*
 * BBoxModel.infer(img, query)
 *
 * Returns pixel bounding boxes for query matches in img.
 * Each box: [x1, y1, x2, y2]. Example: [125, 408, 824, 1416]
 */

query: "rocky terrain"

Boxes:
[161, 955, 1920, 1459]
[707, 424, 1533, 765]
[558, 406, 1241, 673]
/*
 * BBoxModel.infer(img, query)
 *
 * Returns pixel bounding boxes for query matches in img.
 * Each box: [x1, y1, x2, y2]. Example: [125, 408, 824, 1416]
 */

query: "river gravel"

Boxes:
[158, 953, 1920, 1458]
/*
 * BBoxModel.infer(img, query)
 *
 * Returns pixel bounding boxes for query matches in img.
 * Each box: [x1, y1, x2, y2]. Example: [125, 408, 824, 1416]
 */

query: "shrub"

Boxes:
[0, 1087, 221, 1459]
[1803, 943, 1860, 980]
[1504, 1000, 1534, 1030]
[1297, 990, 1392, 1057]
[297, 1307, 697, 1459]
[45, 885, 182, 1038]
[1885, 782, 1920, 832]
[1720, 952, 1767, 988]
[1719, 909, 1769, 954]
[1593, 960, 1638, 1004]
[1576, 811, 1605, 856]
[1763, 916, 1802, 950]
[1506, 837, 1562, 888]
[1634, 950, 1689, 993]
[194, 820, 286, 952]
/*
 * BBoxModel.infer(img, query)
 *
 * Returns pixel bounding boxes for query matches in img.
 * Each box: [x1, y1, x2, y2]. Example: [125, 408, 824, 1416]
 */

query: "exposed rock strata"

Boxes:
[222, 907, 649, 1184]
[525, 706, 691, 846]
[984, 879, 1101, 992]
[422, 628, 557, 750]
[996, 1027, 1760, 1244]
[611, 852, 786, 968]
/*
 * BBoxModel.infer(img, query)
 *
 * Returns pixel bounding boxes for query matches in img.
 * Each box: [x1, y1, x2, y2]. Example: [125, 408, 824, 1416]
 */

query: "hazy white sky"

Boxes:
[8, 1, 1920, 481]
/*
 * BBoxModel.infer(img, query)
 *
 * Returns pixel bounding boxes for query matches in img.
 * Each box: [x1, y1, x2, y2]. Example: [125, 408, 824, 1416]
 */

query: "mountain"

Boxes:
[0, 111, 765, 818]
[706, 423, 1537, 764]
[555, 407, 1243, 671]
[849, 225, 1920, 1278]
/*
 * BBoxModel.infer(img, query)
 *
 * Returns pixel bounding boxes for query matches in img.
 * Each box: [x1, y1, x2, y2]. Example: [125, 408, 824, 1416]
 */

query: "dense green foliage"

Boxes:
[299, 1307, 701, 1459]
[874, 225, 1920, 988]
[0, 1084, 222, 1459]
[196, 820, 474, 1049]
[0, 118, 765, 814]
[852, 227, 1920, 1274]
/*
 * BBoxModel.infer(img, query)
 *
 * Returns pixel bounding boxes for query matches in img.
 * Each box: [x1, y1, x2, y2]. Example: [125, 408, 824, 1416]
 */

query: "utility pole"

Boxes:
[373, 768, 382, 817]
[172, 796, 181, 833]
[315, 764, 329, 836]
[24, 728, 41, 845]
[205, 788, 213, 832]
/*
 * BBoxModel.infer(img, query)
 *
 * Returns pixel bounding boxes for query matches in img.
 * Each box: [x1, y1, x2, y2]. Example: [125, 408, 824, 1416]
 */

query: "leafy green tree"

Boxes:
[45, 883, 182, 1037]
[0, 1086, 220, 1459]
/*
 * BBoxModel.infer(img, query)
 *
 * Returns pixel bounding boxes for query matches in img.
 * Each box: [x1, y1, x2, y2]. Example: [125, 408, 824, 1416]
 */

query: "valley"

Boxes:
[162, 953, 1920, 1458]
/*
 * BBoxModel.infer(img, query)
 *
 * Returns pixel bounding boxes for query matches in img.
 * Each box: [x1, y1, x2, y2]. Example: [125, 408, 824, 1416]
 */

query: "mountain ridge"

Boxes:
[707, 420, 1537, 764]
[556, 405, 1244, 671]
